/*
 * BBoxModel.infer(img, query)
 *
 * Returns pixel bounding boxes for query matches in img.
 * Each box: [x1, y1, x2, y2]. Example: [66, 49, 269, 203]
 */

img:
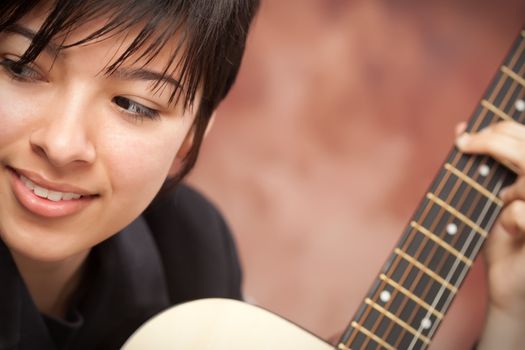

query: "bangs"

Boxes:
[0, 0, 259, 185]
[0, 0, 255, 110]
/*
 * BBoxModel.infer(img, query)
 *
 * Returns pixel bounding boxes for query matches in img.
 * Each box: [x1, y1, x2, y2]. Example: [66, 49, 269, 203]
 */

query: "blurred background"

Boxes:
[187, 1, 525, 348]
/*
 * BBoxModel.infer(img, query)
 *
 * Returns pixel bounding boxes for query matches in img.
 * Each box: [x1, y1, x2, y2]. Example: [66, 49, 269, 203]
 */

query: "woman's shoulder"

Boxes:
[142, 184, 243, 301]
[144, 184, 231, 244]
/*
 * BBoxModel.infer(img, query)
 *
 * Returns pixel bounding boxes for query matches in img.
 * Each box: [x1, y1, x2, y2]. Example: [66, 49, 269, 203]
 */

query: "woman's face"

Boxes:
[0, 11, 196, 261]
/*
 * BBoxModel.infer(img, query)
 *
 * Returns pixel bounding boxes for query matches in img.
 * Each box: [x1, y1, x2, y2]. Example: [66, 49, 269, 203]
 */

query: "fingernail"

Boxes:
[499, 187, 508, 200]
[455, 133, 470, 148]
[455, 122, 467, 136]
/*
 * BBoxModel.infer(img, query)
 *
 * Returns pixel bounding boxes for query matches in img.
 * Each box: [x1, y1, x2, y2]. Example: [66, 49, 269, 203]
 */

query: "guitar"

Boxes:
[122, 27, 525, 350]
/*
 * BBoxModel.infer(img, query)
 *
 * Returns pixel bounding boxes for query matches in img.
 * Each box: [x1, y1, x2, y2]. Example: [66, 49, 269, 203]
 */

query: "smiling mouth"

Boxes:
[5, 166, 98, 218]
[19, 175, 84, 202]
[7, 166, 98, 202]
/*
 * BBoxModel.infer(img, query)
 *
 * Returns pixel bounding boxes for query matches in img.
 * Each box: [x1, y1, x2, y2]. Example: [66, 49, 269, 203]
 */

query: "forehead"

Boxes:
[13, 9, 184, 70]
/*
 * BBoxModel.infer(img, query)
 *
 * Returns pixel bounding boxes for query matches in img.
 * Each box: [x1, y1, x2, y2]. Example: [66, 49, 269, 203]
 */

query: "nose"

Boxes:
[29, 93, 96, 168]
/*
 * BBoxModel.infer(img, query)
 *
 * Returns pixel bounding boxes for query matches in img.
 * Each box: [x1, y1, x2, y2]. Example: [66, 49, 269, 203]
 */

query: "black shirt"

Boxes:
[0, 184, 243, 350]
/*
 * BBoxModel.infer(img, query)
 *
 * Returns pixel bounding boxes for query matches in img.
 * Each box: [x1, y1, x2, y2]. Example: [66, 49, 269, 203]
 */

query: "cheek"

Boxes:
[0, 86, 35, 143]
[0, 82, 52, 147]
[100, 121, 188, 205]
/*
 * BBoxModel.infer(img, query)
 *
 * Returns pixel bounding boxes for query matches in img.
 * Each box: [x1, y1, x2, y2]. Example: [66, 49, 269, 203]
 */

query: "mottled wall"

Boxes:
[188, 1, 525, 348]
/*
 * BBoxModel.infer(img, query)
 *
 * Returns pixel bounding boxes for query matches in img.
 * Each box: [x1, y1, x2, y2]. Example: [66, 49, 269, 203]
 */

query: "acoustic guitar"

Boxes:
[122, 27, 525, 350]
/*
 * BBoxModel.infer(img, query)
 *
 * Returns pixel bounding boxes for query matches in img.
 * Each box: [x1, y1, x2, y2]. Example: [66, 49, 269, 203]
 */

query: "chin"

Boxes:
[0, 225, 92, 263]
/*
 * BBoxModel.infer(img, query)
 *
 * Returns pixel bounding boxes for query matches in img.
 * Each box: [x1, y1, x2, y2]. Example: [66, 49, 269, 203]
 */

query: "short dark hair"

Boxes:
[0, 0, 260, 185]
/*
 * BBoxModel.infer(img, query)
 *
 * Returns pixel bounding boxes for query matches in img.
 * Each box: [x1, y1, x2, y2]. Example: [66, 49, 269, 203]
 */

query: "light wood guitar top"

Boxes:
[123, 298, 334, 350]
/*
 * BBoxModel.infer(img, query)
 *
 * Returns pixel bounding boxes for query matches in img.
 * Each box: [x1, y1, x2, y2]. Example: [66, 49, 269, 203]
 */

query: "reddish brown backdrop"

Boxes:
[188, 1, 525, 348]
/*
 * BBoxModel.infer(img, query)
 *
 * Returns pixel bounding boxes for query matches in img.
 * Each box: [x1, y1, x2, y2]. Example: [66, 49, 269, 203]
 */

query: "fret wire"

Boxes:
[426, 193, 488, 237]
[352, 151, 508, 346]
[410, 221, 472, 266]
[343, 29, 525, 349]
[419, 177, 508, 346]
[360, 254, 423, 349]
[400, 31, 523, 346]
[350, 115, 511, 346]
[337, 343, 351, 350]
[376, 167, 485, 347]
[347, 104, 498, 344]
[444, 163, 503, 206]
[399, 39, 525, 347]
[364, 298, 432, 345]
[405, 167, 511, 347]
[396, 173, 495, 347]
[379, 274, 444, 319]
[423, 67, 525, 339]
[350, 321, 395, 350]
[385, 89, 518, 349]
[394, 248, 458, 293]
[481, 99, 513, 121]
[415, 72, 525, 346]
[400, 163, 498, 346]
[501, 65, 525, 87]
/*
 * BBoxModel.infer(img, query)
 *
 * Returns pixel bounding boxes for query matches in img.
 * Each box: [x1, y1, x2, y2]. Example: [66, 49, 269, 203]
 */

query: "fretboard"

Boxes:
[337, 27, 525, 350]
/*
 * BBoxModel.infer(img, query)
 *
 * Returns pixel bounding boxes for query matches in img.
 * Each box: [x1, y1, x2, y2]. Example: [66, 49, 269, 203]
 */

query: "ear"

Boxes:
[167, 112, 216, 177]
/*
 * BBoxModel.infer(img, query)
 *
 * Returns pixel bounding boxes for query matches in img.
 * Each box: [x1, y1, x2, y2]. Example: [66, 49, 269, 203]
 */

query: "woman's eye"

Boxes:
[113, 96, 160, 121]
[0, 58, 45, 82]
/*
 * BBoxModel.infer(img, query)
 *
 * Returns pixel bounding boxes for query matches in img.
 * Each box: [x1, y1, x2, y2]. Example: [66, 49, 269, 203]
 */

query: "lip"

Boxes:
[7, 167, 97, 218]
[10, 167, 94, 195]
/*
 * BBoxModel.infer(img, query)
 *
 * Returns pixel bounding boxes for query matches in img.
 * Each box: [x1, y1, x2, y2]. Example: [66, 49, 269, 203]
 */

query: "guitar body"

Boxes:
[123, 298, 333, 350]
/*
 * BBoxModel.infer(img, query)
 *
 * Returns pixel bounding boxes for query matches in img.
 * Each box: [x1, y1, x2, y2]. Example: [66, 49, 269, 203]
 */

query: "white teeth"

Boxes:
[20, 175, 83, 201]
[47, 191, 62, 202]
[23, 177, 35, 190]
[62, 193, 75, 200]
[33, 186, 48, 198]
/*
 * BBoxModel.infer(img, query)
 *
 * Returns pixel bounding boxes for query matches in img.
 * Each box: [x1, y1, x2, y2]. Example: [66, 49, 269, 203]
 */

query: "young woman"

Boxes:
[0, 0, 259, 348]
[0, 1, 524, 349]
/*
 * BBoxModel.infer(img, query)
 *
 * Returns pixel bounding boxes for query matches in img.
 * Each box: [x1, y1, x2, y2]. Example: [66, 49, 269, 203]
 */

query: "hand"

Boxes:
[455, 120, 525, 349]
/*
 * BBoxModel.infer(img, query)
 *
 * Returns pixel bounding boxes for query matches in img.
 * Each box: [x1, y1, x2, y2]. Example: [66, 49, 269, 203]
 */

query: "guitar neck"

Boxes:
[338, 28, 525, 350]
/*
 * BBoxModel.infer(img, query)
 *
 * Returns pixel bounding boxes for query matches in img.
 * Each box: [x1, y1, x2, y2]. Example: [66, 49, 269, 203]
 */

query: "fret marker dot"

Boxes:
[479, 164, 490, 177]
[421, 318, 432, 330]
[516, 99, 525, 112]
[379, 290, 391, 303]
[446, 223, 458, 235]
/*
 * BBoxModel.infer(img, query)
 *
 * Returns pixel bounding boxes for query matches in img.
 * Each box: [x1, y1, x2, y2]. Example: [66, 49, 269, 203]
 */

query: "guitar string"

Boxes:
[406, 34, 525, 349]
[409, 108, 524, 349]
[385, 75, 522, 350]
[342, 33, 520, 348]
[344, 65, 511, 348]
[367, 37, 525, 349]
[410, 38, 523, 348]
[410, 51, 525, 348]
[403, 48, 525, 350]
[344, 31, 525, 349]
[405, 42, 525, 349]
[344, 29, 525, 348]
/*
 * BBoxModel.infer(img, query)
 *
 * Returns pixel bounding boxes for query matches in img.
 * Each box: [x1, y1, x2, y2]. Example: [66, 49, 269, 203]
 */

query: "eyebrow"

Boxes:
[112, 67, 182, 90]
[4, 24, 182, 89]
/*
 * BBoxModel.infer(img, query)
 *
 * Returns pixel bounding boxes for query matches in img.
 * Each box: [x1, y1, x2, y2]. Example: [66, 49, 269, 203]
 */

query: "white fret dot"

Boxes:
[446, 223, 458, 235]
[379, 290, 391, 303]
[516, 99, 525, 112]
[479, 164, 490, 177]
[421, 318, 432, 330]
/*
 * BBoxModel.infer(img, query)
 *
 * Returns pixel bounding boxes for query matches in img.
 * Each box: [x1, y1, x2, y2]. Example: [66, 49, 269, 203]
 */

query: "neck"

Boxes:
[11, 249, 89, 319]
[337, 27, 525, 350]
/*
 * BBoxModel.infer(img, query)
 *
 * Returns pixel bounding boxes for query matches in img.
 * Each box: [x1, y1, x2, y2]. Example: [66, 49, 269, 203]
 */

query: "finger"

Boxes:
[500, 177, 525, 203]
[455, 122, 467, 137]
[456, 131, 524, 172]
[497, 200, 525, 238]
[488, 120, 525, 140]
